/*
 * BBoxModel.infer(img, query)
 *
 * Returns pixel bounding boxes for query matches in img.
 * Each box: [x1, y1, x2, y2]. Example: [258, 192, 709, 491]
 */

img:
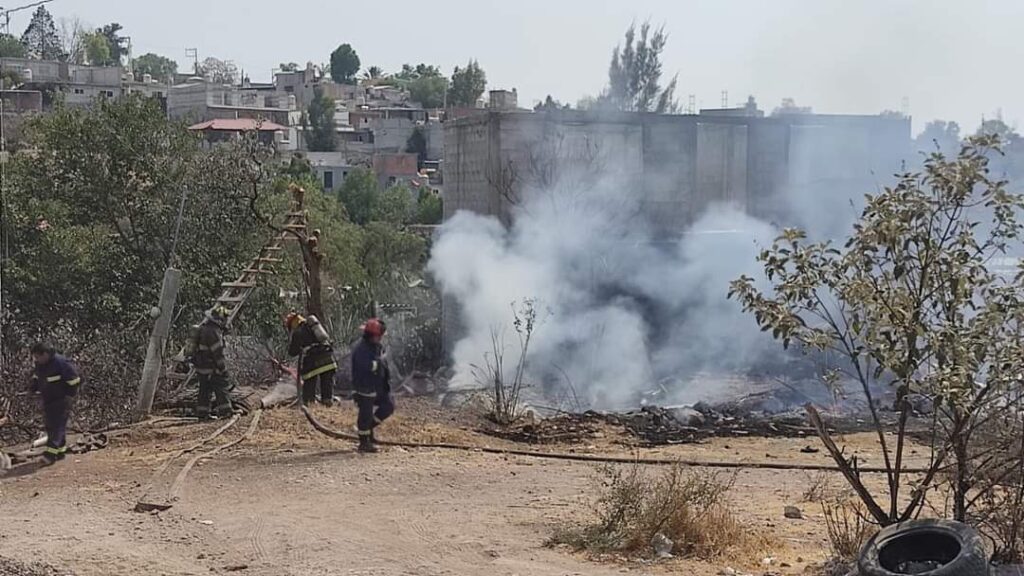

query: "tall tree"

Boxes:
[448, 60, 486, 107]
[408, 75, 447, 108]
[83, 32, 110, 66]
[132, 53, 178, 82]
[535, 95, 570, 112]
[329, 44, 360, 84]
[915, 119, 961, 156]
[303, 86, 337, 152]
[600, 21, 678, 113]
[395, 63, 442, 82]
[363, 65, 384, 80]
[20, 6, 66, 61]
[96, 23, 128, 65]
[199, 57, 238, 84]
[0, 33, 26, 58]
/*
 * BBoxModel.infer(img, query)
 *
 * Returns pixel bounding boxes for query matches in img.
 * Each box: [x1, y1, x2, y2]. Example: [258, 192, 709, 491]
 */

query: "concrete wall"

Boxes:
[441, 109, 913, 355]
[372, 117, 416, 153]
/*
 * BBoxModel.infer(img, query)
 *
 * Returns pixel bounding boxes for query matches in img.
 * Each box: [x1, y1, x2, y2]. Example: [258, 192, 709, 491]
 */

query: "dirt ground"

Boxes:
[0, 398, 915, 576]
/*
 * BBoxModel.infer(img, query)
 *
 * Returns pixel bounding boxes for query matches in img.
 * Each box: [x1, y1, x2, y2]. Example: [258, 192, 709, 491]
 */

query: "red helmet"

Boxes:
[362, 318, 386, 337]
[284, 312, 303, 330]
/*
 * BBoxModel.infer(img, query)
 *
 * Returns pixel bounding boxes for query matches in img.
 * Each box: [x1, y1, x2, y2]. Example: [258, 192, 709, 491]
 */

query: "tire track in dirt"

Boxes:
[249, 514, 268, 562]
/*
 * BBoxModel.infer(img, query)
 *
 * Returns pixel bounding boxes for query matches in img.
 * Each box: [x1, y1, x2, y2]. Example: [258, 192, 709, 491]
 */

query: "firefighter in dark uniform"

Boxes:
[29, 342, 81, 464]
[190, 305, 233, 419]
[351, 318, 394, 453]
[286, 312, 337, 407]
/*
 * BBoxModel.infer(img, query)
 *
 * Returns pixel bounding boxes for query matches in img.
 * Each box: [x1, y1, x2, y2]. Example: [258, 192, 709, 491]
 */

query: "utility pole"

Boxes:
[136, 185, 188, 416]
[135, 267, 181, 416]
[186, 48, 198, 75]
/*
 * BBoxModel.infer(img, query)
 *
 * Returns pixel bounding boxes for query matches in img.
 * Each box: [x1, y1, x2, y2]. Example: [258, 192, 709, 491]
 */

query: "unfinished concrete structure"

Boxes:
[443, 107, 911, 234]
[441, 106, 913, 352]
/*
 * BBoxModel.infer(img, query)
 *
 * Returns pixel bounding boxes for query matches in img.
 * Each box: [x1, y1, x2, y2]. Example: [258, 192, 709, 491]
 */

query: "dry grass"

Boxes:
[548, 462, 775, 561]
[802, 470, 839, 503]
[821, 497, 876, 562]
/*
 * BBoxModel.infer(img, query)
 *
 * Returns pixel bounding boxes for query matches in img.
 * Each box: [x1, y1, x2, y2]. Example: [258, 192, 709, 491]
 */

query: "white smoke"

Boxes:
[428, 176, 782, 410]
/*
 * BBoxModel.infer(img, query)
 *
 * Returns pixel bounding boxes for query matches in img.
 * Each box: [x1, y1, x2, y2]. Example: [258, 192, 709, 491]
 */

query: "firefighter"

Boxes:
[286, 312, 337, 407]
[190, 305, 233, 419]
[351, 318, 394, 453]
[29, 342, 81, 464]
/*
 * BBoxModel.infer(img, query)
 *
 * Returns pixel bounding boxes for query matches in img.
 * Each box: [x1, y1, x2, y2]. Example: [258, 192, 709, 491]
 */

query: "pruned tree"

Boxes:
[278, 62, 300, 72]
[20, 6, 65, 61]
[57, 17, 86, 64]
[600, 21, 678, 114]
[329, 43, 360, 84]
[730, 135, 1024, 526]
[448, 60, 486, 107]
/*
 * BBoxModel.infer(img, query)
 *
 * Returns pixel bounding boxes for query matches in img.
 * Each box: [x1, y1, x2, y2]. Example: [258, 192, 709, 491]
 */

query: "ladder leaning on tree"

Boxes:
[164, 192, 309, 397]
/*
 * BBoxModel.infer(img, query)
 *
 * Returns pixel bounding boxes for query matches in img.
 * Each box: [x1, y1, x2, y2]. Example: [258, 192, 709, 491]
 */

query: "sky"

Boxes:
[12, 0, 1023, 134]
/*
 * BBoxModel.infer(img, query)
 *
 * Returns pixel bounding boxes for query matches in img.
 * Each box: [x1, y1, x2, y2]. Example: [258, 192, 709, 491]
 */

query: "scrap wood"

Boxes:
[300, 405, 931, 473]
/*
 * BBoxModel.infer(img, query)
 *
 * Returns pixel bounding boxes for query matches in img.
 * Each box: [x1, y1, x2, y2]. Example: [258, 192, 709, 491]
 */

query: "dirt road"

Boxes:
[0, 403, 882, 576]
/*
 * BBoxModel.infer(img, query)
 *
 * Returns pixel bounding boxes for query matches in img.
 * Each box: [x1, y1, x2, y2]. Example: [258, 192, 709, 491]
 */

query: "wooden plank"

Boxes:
[221, 281, 257, 288]
[217, 295, 248, 304]
[257, 257, 282, 263]
[242, 268, 274, 274]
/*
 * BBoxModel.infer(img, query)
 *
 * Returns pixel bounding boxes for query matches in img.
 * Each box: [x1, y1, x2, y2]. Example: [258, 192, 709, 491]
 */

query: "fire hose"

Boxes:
[299, 406, 932, 474]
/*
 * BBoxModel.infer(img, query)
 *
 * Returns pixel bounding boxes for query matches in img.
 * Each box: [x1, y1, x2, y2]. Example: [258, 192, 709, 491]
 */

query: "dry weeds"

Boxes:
[548, 462, 776, 562]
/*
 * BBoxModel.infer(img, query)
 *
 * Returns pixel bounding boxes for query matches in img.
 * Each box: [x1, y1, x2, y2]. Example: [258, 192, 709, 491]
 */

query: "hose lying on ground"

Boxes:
[299, 405, 932, 474]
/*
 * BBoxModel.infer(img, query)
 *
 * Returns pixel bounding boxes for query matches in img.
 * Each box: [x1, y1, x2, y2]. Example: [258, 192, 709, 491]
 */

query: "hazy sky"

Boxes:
[13, 0, 1023, 134]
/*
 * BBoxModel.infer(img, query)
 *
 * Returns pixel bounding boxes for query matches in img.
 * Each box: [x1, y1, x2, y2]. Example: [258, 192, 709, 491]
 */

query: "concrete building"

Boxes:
[443, 107, 911, 233]
[302, 151, 357, 192]
[373, 153, 420, 188]
[188, 118, 288, 149]
[0, 58, 169, 111]
[168, 80, 299, 149]
[489, 89, 518, 110]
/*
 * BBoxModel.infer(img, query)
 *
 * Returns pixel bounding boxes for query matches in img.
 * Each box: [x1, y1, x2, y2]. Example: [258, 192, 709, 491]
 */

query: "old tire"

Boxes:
[858, 519, 988, 576]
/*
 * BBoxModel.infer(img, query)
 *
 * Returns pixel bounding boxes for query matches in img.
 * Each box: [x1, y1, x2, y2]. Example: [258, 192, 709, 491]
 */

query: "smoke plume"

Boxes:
[428, 172, 792, 410]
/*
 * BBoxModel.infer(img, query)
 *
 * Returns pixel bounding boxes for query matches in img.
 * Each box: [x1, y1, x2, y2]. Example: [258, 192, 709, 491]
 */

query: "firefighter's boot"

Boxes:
[358, 435, 378, 453]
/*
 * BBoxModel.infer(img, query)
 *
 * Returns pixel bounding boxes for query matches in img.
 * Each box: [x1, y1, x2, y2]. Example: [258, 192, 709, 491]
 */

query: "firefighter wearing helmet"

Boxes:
[285, 312, 338, 407]
[351, 318, 394, 453]
[189, 305, 233, 419]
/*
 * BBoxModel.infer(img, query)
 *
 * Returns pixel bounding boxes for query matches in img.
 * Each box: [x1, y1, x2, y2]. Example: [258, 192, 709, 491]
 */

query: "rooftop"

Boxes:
[188, 118, 287, 132]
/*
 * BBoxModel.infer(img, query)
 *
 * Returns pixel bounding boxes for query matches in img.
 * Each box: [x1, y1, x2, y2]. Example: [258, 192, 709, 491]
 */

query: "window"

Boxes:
[73, 88, 84, 95]
[323, 170, 334, 190]
[387, 176, 397, 187]
[105, 91, 114, 98]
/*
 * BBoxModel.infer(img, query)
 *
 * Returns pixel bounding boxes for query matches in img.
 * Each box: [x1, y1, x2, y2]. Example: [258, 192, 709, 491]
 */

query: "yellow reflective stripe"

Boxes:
[197, 344, 211, 351]
[353, 391, 377, 398]
[44, 446, 65, 455]
[46, 375, 61, 382]
[67, 378, 81, 386]
[371, 361, 379, 372]
[302, 362, 337, 380]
